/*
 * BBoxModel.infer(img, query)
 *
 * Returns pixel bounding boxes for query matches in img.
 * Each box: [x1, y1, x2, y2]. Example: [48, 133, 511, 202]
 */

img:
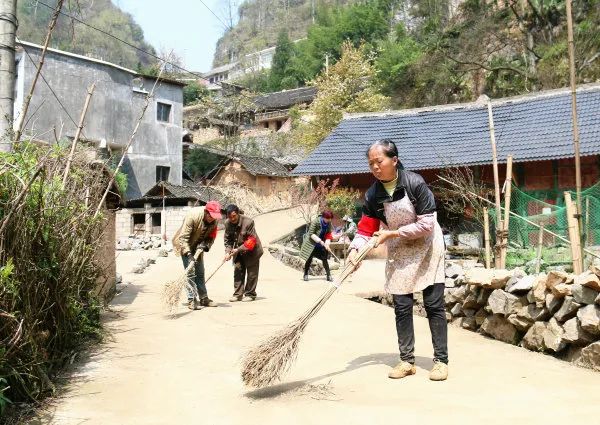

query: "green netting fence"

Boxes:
[488, 181, 600, 270]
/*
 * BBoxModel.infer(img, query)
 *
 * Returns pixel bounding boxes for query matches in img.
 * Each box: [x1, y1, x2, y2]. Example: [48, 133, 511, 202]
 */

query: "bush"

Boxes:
[0, 143, 110, 419]
[326, 187, 360, 218]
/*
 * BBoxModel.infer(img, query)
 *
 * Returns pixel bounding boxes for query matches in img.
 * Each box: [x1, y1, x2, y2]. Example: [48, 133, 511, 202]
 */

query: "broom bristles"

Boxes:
[241, 238, 378, 388]
[241, 320, 305, 388]
[161, 275, 188, 314]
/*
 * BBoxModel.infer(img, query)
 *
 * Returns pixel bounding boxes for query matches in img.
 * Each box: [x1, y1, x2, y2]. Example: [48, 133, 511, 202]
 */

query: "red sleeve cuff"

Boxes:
[210, 228, 217, 239]
[243, 236, 257, 251]
[324, 232, 333, 241]
[357, 215, 380, 237]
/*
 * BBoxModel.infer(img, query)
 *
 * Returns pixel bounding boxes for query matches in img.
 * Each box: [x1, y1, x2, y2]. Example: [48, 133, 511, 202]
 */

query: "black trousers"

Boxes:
[303, 247, 330, 277]
[392, 282, 448, 364]
[233, 256, 260, 298]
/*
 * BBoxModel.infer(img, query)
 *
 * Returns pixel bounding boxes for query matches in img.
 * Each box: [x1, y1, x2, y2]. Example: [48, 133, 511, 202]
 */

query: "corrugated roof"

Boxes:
[292, 84, 600, 176]
[254, 86, 317, 110]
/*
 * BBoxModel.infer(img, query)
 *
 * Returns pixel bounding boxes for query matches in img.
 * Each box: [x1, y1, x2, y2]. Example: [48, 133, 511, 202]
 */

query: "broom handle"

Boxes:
[296, 237, 379, 324]
[205, 259, 226, 284]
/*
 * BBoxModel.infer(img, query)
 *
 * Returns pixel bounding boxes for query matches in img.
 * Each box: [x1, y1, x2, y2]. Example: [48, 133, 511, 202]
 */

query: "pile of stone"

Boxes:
[116, 235, 167, 251]
[443, 261, 600, 371]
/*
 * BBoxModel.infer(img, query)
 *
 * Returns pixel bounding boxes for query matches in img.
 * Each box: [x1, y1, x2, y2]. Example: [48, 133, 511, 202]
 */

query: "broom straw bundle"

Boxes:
[241, 236, 378, 388]
[161, 250, 226, 314]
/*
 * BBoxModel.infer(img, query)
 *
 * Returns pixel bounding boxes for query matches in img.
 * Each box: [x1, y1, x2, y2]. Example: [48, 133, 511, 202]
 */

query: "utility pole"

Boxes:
[0, 0, 17, 152]
[566, 0, 584, 263]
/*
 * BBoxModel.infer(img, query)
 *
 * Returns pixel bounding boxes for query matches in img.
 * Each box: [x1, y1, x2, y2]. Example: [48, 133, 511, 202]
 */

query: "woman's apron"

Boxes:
[383, 195, 445, 295]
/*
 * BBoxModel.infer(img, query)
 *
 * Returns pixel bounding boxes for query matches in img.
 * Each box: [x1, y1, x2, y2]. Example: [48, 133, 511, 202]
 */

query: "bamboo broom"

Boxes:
[161, 251, 226, 315]
[240, 236, 378, 388]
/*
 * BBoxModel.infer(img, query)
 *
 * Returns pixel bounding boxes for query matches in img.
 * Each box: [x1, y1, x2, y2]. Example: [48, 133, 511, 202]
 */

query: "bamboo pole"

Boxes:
[62, 83, 95, 188]
[565, 191, 583, 274]
[566, 0, 583, 225]
[437, 176, 600, 260]
[535, 223, 545, 274]
[487, 99, 502, 268]
[483, 207, 491, 269]
[500, 155, 513, 268]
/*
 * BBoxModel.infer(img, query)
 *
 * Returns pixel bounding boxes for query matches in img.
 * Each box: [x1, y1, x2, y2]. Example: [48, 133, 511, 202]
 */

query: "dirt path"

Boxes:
[31, 208, 600, 425]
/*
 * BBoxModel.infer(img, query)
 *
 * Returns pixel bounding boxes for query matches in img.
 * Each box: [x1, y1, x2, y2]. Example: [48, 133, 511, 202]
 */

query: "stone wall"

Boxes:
[440, 262, 600, 371]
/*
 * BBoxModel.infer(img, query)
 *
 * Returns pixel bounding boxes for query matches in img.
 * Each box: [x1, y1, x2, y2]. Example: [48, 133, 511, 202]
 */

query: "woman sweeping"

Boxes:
[300, 210, 334, 282]
[348, 139, 448, 381]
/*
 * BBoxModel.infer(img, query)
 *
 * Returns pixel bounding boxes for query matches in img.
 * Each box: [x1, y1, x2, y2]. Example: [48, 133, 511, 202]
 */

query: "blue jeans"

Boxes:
[182, 255, 207, 300]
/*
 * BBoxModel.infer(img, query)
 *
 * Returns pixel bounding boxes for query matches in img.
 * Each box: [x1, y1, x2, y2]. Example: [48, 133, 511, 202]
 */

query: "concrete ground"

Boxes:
[30, 208, 600, 425]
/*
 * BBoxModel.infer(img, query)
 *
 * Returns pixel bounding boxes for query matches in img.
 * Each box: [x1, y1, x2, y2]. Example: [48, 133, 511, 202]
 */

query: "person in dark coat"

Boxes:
[348, 139, 448, 381]
[299, 210, 334, 282]
[223, 204, 263, 302]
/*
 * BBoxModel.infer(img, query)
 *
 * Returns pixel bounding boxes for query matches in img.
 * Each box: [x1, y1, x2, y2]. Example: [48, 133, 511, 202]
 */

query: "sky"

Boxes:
[113, 0, 234, 73]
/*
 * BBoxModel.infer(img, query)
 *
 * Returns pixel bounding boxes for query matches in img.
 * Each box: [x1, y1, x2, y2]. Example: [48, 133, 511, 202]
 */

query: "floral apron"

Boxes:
[383, 195, 445, 295]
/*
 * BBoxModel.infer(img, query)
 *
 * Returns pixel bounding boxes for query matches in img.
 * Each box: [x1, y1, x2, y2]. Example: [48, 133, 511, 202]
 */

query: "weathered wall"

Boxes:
[116, 205, 191, 241]
[95, 212, 116, 300]
[15, 44, 183, 199]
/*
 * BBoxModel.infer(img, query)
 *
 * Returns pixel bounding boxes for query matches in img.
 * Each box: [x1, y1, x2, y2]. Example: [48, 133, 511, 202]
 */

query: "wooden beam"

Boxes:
[500, 155, 513, 268]
[487, 99, 502, 268]
[565, 191, 583, 274]
[484, 207, 491, 269]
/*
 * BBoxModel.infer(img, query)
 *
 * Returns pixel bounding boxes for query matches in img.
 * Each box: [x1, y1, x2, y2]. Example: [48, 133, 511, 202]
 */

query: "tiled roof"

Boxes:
[292, 84, 600, 176]
[129, 180, 232, 205]
[254, 86, 317, 110]
[234, 154, 290, 177]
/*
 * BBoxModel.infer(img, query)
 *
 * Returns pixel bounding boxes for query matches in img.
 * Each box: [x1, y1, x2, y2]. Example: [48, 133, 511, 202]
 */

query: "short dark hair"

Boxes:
[366, 139, 398, 158]
[322, 209, 334, 219]
[226, 204, 240, 215]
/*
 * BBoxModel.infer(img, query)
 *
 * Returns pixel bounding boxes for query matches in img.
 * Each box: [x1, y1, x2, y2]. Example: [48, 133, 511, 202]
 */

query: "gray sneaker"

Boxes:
[187, 299, 198, 310]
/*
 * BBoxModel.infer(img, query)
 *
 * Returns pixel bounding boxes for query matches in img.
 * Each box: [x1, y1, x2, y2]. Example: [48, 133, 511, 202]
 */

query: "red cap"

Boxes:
[205, 201, 222, 219]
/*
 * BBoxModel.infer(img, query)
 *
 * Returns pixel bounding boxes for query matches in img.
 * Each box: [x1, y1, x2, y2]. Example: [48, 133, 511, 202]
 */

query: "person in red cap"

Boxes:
[173, 200, 222, 310]
[223, 204, 263, 302]
[299, 209, 335, 282]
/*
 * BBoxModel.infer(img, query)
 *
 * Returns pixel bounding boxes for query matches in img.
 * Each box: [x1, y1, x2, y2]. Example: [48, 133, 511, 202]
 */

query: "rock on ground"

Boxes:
[521, 322, 547, 352]
[542, 318, 567, 353]
[487, 289, 520, 316]
[563, 317, 595, 345]
[554, 296, 581, 322]
[481, 314, 520, 345]
[577, 305, 600, 336]
[571, 283, 599, 305]
[578, 342, 600, 371]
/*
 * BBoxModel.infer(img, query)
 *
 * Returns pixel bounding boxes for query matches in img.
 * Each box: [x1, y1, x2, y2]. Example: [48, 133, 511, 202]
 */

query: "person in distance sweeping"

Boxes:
[300, 209, 335, 282]
[347, 139, 448, 381]
[223, 204, 263, 302]
[173, 200, 222, 310]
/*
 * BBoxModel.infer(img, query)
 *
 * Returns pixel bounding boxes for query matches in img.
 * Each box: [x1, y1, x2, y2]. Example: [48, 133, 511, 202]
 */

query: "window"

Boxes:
[157, 102, 171, 122]
[156, 166, 170, 183]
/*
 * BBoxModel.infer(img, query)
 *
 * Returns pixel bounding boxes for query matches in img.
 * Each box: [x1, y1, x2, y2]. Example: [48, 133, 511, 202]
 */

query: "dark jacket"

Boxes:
[362, 169, 436, 226]
[299, 216, 333, 261]
[224, 215, 263, 263]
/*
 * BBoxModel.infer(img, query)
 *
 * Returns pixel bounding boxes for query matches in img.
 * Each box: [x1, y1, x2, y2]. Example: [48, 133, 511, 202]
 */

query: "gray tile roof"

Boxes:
[129, 180, 232, 205]
[254, 86, 317, 110]
[233, 154, 290, 177]
[292, 84, 600, 176]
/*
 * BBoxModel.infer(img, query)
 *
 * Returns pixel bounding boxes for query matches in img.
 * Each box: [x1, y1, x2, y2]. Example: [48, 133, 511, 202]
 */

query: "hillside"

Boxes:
[17, 0, 157, 69]
[212, 0, 355, 67]
[217, 0, 600, 109]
